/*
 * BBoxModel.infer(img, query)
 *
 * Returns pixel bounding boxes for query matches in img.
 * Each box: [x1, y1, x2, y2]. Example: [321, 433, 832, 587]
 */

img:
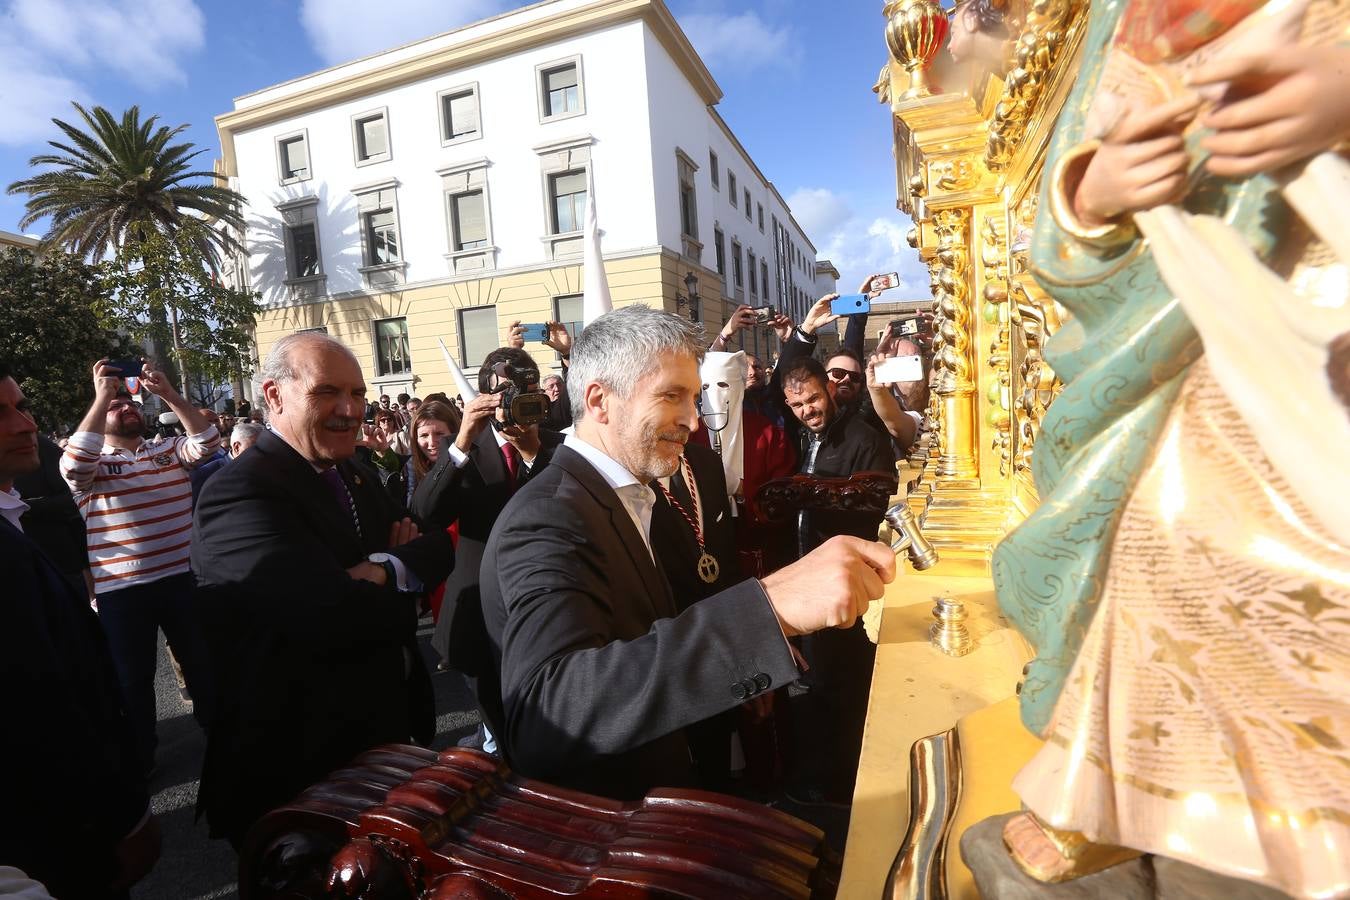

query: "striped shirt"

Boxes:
[60, 428, 220, 591]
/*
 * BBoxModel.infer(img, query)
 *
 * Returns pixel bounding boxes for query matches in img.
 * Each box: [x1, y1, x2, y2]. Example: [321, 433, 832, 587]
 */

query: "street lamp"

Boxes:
[676, 270, 701, 322]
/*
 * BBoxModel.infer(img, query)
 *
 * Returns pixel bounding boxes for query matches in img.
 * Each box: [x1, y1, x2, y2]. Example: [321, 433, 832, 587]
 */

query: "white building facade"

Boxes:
[217, 0, 830, 399]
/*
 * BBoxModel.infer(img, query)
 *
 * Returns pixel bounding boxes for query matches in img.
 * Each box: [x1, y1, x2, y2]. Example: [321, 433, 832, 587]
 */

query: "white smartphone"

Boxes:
[875, 354, 924, 384]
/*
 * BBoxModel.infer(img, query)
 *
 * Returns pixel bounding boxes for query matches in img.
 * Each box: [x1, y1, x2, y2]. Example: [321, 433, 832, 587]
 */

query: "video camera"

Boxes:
[486, 359, 550, 428]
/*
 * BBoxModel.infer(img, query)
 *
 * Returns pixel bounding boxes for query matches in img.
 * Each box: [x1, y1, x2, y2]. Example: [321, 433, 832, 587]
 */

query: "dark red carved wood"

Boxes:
[240, 745, 839, 899]
[753, 471, 898, 523]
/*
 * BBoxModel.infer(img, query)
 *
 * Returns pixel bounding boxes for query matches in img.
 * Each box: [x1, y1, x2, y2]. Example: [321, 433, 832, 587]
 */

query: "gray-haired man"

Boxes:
[480, 304, 896, 800]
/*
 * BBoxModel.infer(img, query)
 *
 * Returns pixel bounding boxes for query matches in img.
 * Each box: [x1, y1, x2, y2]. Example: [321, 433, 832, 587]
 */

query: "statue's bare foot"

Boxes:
[1002, 811, 1143, 883]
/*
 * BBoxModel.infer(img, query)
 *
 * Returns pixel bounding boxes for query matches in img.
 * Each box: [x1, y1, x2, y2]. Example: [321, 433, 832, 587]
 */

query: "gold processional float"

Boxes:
[846, 0, 1350, 897]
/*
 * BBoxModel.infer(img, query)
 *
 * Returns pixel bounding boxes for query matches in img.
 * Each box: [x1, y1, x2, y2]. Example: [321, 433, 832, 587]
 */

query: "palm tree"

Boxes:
[8, 103, 251, 393]
[7, 103, 246, 264]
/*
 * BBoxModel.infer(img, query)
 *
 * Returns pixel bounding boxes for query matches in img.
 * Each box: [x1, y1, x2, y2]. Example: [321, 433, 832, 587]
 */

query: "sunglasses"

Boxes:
[827, 367, 862, 384]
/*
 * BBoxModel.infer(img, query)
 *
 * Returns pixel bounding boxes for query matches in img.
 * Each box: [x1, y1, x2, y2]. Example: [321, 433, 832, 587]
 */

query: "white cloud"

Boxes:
[300, 0, 512, 65]
[787, 187, 927, 299]
[787, 187, 852, 243]
[0, 34, 89, 147]
[0, 0, 204, 148]
[681, 10, 799, 73]
[11, 0, 205, 88]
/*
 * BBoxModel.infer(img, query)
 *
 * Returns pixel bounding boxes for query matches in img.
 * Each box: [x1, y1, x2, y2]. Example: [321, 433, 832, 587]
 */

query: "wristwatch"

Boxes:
[367, 552, 400, 590]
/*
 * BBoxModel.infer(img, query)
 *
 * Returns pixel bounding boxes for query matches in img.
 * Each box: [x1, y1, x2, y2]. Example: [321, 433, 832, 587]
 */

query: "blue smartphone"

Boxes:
[519, 323, 550, 342]
[830, 294, 871, 316]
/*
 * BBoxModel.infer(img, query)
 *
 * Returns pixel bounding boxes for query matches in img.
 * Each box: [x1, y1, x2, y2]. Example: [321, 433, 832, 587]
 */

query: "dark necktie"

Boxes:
[501, 441, 521, 486]
[320, 466, 361, 538]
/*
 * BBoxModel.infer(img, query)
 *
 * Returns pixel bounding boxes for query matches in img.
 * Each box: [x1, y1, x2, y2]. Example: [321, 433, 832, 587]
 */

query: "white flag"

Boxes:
[437, 338, 479, 400]
[582, 168, 613, 327]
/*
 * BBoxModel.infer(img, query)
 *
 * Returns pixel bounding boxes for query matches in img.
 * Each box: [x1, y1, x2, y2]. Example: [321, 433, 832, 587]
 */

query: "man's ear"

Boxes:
[261, 379, 283, 416]
[582, 381, 609, 425]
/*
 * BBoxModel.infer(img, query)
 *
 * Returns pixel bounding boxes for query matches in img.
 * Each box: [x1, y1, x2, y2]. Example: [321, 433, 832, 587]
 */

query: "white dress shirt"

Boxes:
[0, 487, 29, 532]
[563, 434, 655, 559]
[445, 427, 537, 474]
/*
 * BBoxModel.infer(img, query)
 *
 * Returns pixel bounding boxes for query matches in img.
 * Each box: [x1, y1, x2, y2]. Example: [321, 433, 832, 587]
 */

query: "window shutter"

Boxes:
[454, 192, 487, 247]
[285, 138, 308, 177]
[546, 65, 578, 92]
[360, 117, 387, 157]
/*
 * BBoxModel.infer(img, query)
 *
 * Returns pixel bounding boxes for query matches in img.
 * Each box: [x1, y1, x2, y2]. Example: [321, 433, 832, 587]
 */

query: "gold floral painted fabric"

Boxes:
[1014, 358, 1350, 899]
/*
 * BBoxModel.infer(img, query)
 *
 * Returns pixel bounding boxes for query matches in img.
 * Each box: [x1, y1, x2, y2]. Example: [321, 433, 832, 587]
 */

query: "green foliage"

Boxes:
[6, 103, 247, 267]
[101, 225, 261, 391]
[0, 247, 139, 431]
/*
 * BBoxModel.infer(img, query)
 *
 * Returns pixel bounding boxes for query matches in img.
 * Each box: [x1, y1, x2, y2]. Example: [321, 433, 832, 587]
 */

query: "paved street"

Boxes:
[135, 618, 479, 900]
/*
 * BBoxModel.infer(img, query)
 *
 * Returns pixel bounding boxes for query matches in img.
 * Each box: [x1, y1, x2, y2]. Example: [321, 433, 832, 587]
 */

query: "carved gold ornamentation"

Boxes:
[933, 209, 973, 394]
[985, 0, 1084, 171]
[930, 208, 979, 480]
[929, 157, 982, 193]
[1010, 280, 1063, 475]
[884, 0, 950, 102]
[982, 215, 1013, 475]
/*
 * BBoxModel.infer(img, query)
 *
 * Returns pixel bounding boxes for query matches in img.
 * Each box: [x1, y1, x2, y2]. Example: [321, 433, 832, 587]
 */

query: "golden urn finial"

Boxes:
[883, 0, 949, 101]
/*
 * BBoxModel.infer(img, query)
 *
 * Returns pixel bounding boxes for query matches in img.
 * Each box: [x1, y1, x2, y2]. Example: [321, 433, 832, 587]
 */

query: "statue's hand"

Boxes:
[1073, 94, 1201, 227]
[1193, 47, 1350, 178]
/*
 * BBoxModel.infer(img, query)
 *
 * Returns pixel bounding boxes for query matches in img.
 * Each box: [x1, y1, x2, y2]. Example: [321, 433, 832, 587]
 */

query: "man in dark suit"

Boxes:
[1, 364, 159, 897]
[480, 305, 896, 800]
[191, 332, 453, 846]
[412, 346, 564, 737]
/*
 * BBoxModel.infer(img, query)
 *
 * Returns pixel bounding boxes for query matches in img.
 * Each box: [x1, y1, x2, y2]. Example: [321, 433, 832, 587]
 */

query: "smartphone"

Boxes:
[750, 306, 775, 325]
[109, 358, 142, 378]
[869, 272, 901, 293]
[518, 323, 551, 342]
[830, 294, 871, 316]
[875, 355, 924, 384]
[889, 318, 920, 338]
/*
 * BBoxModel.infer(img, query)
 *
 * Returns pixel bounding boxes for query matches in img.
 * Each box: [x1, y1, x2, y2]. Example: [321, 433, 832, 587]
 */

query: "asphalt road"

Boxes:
[134, 618, 480, 900]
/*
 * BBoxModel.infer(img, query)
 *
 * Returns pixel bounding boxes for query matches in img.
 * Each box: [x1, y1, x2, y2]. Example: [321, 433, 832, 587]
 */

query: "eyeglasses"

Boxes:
[826, 367, 862, 384]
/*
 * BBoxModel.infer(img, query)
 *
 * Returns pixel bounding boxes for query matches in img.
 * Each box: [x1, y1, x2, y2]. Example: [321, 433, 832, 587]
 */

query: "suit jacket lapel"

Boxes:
[257, 431, 364, 563]
[552, 447, 675, 620]
[472, 427, 509, 487]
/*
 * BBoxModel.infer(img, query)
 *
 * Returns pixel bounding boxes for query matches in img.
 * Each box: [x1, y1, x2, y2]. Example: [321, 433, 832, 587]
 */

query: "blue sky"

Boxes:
[0, 0, 927, 296]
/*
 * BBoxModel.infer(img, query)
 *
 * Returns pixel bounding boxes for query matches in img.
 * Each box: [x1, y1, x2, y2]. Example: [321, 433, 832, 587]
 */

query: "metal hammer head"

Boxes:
[884, 502, 940, 571]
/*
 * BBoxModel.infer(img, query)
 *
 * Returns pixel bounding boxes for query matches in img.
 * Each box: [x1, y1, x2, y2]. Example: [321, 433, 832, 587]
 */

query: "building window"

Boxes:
[709, 150, 719, 190]
[276, 197, 323, 299]
[727, 171, 737, 207]
[676, 150, 699, 257]
[549, 170, 587, 234]
[353, 180, 404, 288]
[553, 293, 583, 367]
[438, 84, 480, 145]
[748, 250, 758, 296]
[351, 109, 390, 166]
[761, 259, 770, 299]
[286, 222, 320, 278]
[757, 203, 765, 232]
[714, 227, 726, 277]
[276, 131, 310, 184]
[374, 317, 410, 377]
[449, 190, 487, 251]
[363, 208, 400, 265]
[731, 239, 743, 289]
[459, 305, 498, 370]
[744, 188, 752, 220]
[440, 160, 495, 274]
[537, 56, 585, 122]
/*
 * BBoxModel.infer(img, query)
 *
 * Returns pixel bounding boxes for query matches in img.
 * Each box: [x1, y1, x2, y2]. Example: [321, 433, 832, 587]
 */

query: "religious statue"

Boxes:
[989, 0, 1350, 895]
[945, 0, 1011, 74]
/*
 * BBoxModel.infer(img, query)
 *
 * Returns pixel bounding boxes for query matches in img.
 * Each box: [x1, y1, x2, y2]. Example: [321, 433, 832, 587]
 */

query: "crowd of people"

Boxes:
[0, 278, 935, 897]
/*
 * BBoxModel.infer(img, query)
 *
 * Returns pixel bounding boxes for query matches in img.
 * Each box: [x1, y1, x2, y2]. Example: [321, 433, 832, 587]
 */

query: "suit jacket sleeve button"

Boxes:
[731, 682, 749, 701]
[753, 673, 771, 691]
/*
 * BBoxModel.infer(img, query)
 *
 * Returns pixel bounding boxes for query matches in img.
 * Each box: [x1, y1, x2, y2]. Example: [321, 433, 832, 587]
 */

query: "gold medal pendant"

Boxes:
[697, 552, 720, 584]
